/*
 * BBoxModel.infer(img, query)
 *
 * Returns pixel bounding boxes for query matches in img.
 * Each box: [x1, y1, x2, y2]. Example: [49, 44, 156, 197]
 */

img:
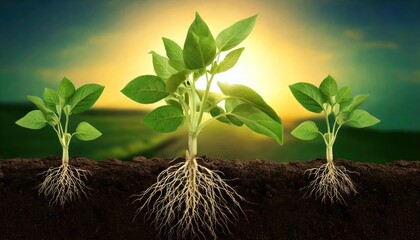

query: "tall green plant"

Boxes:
[123, 13, 282, 239]
[289, 75, 379, 203]
[16, 77, 104, 206]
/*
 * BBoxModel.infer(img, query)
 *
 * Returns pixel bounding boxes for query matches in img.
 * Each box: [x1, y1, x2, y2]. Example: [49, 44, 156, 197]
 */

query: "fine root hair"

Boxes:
[303, 162, 357, 204]
[133, 159, 246, 239]
[38, 163, 91, 206]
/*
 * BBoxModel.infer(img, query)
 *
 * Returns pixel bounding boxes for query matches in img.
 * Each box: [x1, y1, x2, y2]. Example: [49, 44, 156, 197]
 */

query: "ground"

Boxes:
[0, 157, 419, 240]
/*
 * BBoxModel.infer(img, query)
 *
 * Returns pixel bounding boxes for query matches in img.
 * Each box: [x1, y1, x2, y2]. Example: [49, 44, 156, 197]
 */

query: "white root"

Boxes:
[304, 162, 357, 204]
[133, 158, 245, 239]
[38, 163, 91, 206]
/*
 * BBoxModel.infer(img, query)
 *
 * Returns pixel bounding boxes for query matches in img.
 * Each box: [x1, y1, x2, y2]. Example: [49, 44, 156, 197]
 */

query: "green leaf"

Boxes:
[165, 98, 183, 110]
[231, 104, 283, 144]
[210, 106, 231, 124]
[319, 75, 338, 98]
[216, 48, 244, 73]
[58, 77, 75, 99]
[289, 83, 324, 113]
[150, 51, 177, 80]
[193, 68, 206, 81]
[333, 103, 340, 115]
[291, 121, 319, 140]
[15, 110, 47, 130]
[336, 86, 352, 104]
[43, 88, 59, 105]
[336, 111, 350, 125]
[216, 15, 257, 51]
[209, 61, 218, 74]
[27, 96, 53, 114]
[183, 12, 216, 70]
[342, 94, 369, 112]
[162, 37, 185, 70]
[323, 103, 332, 115]
[68, 84, 104, 114]
[339, 99, 353, 112]
[45, 113, 58, 125]
[63, 105, 72, 116]
[143, 105, 184, 133]
[197, 90, 223, 103]
[225, 98, 244, 126]
[121, 75, 169, 104]
[346, 109, 380, 128]
[218, 82, 280, 122]
[75, 122, 102, 141]
[166, 70, 188, 93]
[336, 86, 353, 113]
[196, 90, 223, 112]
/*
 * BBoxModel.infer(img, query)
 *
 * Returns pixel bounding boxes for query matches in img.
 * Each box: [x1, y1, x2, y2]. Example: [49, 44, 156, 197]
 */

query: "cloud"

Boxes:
[344, 29, 399, 50]
[345, 29, 364, 40]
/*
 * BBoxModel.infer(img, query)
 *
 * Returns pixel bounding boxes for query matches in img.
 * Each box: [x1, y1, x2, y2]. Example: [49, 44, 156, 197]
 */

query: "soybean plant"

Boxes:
[16, 77, 104, 206]
[289, 75, 379, 203]
[122, 13, 283, 239]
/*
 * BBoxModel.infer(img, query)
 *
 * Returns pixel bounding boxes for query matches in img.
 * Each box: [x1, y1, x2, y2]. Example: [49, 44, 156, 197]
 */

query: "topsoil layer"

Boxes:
[0, 157, 419, 240]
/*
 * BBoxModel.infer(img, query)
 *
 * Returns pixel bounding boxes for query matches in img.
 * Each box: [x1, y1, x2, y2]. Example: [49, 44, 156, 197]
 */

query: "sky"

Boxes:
[0, 0, 419, 131]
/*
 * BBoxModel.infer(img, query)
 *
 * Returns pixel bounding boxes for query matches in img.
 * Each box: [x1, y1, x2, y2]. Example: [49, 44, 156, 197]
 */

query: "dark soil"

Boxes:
[0, 157, 419, 240]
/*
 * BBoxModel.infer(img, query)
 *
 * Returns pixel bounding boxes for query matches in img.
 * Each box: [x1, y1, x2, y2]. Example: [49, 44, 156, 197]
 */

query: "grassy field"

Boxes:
[1, 104, 418, 163]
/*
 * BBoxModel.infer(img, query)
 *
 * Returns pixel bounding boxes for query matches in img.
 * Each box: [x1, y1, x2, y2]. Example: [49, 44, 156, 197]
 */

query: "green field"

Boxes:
[1, 104, 418, 163]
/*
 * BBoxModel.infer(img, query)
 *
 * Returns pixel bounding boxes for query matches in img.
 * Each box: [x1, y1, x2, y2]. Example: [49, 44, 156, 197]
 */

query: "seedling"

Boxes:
[289, 75, 380, 203]
[122, 13, 283, 239]
[16, 77, 104, 206]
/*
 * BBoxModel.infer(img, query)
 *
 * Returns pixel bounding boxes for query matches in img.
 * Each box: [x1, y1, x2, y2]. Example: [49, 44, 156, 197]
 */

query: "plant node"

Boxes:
[303, 162, 357, 204]
[38, 163, 91, 206]
[133, 156, 245, 239]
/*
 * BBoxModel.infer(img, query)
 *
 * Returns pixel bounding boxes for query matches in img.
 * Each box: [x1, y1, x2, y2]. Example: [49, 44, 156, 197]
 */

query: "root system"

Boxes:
[304, 162, 357, 203]
[38, 163, 91, 206]
[133, 158, 245, 239]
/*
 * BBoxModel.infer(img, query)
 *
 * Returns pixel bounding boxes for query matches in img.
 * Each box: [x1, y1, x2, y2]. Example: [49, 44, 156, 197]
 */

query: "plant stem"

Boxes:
[324, 109, 335, 163]
[188, 133, 198, 158]
[57, 109, 72, 165]
[62, 146, 69, 165]
[326, 144, 333, 163]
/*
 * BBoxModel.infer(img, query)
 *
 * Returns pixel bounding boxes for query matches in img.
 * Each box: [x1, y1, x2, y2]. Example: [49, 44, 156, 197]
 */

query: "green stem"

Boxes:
[64, 112, 69, 134]
[185, 53, 220, 162]
[326, 144, 333, 163]
[197, 72, 215, 124]
[334, 124, 343, 139]
[176, 95, 190, 128]
[325, 112, 331, 137]
[324, 109, 335, 163]
[62, 146, 69, 165]
[197, 112, 230, 134]
[61, 133, 72, 165]
[188, 132, 198, 158]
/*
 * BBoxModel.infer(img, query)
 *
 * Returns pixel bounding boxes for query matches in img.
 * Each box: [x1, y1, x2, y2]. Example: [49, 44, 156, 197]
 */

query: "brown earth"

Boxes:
[0, 157, 419, 240]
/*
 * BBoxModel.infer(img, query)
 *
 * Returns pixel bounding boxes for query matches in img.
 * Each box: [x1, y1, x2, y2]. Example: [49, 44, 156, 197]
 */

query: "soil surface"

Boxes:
[0, 157, 419, 240]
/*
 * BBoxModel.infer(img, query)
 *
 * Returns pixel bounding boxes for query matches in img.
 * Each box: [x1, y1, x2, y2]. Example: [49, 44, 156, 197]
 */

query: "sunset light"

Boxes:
[1, 0, 418, 131]
[5, 1, 337, 119]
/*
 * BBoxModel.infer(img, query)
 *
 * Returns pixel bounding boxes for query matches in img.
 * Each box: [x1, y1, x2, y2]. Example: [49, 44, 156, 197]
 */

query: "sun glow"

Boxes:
[57, 0, 337, 120]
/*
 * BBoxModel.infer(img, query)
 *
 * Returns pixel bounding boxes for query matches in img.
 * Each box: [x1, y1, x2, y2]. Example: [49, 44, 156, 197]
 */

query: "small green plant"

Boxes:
[16, 77, 104, 206]
[122, 12, 283, 239]
[289, 75, 380, 203]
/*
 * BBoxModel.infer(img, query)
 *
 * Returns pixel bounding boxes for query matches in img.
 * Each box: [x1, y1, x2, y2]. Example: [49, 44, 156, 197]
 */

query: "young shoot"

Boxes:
[289, 75, 380, 203]
[122, 12, 283, 239]
[16, 77, 104, 206]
